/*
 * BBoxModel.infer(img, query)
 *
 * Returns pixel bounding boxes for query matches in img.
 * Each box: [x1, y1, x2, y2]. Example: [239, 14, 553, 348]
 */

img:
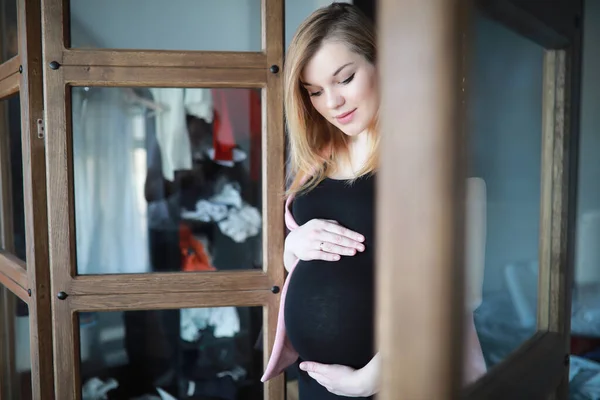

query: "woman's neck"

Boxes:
[329, 131, 371, 179]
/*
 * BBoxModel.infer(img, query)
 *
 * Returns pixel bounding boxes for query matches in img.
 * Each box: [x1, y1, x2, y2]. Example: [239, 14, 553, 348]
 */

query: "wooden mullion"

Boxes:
[62, 65, 267, 88]
[0, 56, 21, 82]
[537, 50, 558, 331]
[0, 73, 19, 99]
[19, 0, 55, 397]
[62, 49, 266, 69]
[0, 252, 27, 287]
[67, 290, 271, 311]
[0, 270, 29, 303]
[378, 0, 465, 399]
[263, 0, 285, 399]
[42, 0, 74, 398]
[68, 270, 272, 295]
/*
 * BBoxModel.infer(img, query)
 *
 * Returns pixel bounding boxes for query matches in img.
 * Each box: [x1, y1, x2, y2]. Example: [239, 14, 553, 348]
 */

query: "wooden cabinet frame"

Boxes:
[377, 0, 582, 398]
[40, 0, 286, 398]
[0, 0, 585, 398]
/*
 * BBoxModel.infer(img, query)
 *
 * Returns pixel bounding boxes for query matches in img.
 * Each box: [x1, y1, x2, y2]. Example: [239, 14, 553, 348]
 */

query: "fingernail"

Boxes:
[299, 363, 307, 371]
[358, 245, 365, 251]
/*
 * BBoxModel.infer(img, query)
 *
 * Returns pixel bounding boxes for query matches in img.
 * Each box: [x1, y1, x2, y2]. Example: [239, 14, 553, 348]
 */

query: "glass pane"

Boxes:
[71, 87, 262, 274]
[0, 287, 32, 400]
[0, 94, 26, 261]
[570, 1, 600, 396]
[69, 0, 261, 52]
[79, 306, 264, 399]
[465, 14, 544, 371]
[0, 0, 18, 62]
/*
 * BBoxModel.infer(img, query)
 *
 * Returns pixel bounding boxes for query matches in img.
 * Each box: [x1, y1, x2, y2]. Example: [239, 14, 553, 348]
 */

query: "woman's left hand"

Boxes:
[299, 354, 380, 397]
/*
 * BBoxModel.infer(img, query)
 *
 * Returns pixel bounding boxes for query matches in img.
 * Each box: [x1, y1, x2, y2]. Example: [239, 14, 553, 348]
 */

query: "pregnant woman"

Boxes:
[262, 3, 486, 398]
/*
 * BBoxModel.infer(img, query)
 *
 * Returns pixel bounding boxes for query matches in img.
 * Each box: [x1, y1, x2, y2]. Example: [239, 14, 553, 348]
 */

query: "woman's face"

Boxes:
[301, 40, 378, 138]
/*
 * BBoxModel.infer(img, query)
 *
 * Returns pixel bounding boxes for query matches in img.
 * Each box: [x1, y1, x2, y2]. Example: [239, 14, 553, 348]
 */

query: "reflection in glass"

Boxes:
[69, 0, 261, 51]
[466, 14, 544, 370]
[0, 287, 32, 400]
[71, 87, 262, 274]
[79, 306, 263, 399]
[0, 94, 26, 261]
[0, 0, 18, 61]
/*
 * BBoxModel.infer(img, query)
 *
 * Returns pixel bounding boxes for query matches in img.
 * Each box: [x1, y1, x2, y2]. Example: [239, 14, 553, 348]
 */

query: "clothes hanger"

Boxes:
[122, 88, 169, 117]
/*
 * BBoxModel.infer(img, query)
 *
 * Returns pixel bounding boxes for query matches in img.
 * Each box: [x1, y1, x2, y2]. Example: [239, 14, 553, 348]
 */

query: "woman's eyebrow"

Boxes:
[332, 62, 354, 77]
[301, 62, 355, 87]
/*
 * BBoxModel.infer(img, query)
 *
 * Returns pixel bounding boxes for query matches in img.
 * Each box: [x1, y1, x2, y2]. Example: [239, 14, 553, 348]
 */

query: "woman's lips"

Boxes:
[335, 108, 357, 125]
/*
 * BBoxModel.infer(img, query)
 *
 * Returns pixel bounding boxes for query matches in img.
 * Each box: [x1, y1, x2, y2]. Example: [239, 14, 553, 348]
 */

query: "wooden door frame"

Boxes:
[377, 0, 582, 399]
[41, 0, 285, 399]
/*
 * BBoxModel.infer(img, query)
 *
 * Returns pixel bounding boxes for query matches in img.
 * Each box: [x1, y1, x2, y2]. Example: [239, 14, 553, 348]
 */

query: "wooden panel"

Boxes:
[0, 73, 19, 99]
[0, 56, 21, 82]
[63, 65, 267, 88]
[463, 332, 566, 399]
[67, 270, 272, 295]
[0, 253, 27, 288]
[18, 0, 55, 397]
[263, 0, 286, 399]
[68, 290, 271, 311]
[0, 271, 29, 303]
[62, 49, 266, 69]
[377, 0, 465, 399]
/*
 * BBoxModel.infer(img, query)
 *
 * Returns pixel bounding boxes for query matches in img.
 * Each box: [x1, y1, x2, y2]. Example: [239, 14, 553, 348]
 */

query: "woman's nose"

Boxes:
[326, 91, 344, 109]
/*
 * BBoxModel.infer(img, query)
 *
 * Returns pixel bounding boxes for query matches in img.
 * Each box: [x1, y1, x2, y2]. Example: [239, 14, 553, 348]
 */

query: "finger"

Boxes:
[307, 250, 340, 261]
[319, 220, 364, 242]
[318, 241, 359, 256]
[300, 361, 325, 374]
[318, 232, 365, 252]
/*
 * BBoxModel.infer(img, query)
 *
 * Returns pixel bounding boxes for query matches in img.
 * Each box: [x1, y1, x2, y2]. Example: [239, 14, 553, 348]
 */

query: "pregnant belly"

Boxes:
[284, 256, 375, 369]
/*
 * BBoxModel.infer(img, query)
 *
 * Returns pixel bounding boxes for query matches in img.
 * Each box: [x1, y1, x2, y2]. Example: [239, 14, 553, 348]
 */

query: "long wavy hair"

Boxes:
[285, 2, 379, 196]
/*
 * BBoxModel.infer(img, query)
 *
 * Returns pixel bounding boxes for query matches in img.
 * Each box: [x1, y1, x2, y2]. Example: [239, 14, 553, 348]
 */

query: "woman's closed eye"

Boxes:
[340, 73, 355, 85]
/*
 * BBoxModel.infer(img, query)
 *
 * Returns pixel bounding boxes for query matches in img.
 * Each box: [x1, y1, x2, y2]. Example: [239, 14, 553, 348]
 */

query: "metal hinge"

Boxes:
[36, 118, 45, 139]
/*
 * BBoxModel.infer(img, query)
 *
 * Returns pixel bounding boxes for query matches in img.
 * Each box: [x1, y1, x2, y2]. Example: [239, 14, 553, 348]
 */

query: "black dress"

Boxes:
[284, 174, 376, 400]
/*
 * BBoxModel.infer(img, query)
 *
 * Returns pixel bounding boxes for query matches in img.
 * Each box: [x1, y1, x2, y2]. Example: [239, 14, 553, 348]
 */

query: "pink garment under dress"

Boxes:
[261, 191, 488, 385]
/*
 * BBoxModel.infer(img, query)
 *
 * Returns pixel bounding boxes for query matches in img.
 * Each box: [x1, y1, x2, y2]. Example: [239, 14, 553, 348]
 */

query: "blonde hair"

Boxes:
[285, 2, 379, 196]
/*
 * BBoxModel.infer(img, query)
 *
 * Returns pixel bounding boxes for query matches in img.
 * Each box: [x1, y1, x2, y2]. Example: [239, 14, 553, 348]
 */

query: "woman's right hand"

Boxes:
[286, 219, 365, 262]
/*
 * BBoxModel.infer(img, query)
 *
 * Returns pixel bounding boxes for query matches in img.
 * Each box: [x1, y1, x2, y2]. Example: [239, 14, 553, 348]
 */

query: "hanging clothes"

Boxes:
[150, 88, 214, 181]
